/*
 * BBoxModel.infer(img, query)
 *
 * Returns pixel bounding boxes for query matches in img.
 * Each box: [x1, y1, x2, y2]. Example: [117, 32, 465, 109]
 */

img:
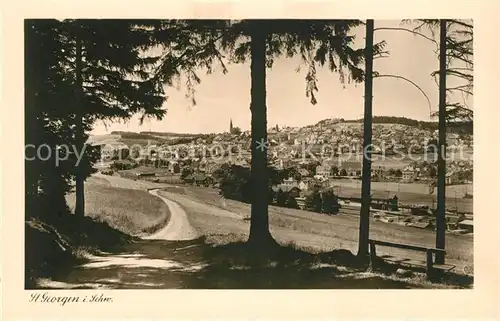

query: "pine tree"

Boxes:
[413, 19, 473, 123]
[25, 19, 167, 218]
[150, 19, 385, 247]
[435, 20, 448, 263]
[229, 19, 382, 246]
[357, 19, 375, 257]
[25, 20, 83, 217]
[411, 19, 473, 263]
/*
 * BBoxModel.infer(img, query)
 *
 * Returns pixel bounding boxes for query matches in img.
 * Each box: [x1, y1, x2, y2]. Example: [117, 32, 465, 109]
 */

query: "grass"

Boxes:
[29, 173, 472, 289]
[27, 174, 171, 288]
[86, 174, 472, 268]
[196, 240, 472, 288]
[46, 234, 470, 289]
[66, 176, 170, 235]
[25, 213, 133, 289]
[160, 185, 473, 273]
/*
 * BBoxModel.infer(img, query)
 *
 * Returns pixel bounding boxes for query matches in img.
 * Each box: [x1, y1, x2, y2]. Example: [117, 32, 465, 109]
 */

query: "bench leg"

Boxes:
[369, 242, 377, 268]
[426, 250, 434, 280]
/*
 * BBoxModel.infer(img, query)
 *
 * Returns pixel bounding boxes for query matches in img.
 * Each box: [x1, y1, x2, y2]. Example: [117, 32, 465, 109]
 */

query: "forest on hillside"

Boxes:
[342, 116, 472, 134]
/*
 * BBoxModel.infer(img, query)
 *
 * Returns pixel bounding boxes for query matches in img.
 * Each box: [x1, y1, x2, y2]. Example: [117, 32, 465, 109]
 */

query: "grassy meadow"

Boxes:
[66, 176, 170, 235]
[159, 185, 473, 273]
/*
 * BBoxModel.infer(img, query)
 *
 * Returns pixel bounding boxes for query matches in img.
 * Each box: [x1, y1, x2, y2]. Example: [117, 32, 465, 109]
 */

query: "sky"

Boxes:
[91, 20, 472, 135]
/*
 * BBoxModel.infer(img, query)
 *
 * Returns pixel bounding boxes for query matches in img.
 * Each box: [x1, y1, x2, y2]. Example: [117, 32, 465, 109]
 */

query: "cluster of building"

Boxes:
[90, 117, 473, 187]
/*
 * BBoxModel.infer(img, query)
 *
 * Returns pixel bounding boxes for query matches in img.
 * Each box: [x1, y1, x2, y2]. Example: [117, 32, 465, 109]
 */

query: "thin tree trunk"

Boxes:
[435, 19, 447, 264]
[74, 28, 85, 218]
[357, 19, 374, 257]
[248, 24, 276, 247]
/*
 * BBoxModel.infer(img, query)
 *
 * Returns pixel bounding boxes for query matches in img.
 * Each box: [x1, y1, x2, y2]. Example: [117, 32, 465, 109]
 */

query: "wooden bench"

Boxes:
[368, 239, 456, 279]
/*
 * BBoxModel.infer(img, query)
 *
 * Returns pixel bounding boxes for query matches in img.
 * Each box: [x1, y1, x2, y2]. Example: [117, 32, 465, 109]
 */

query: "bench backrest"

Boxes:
[369, 239, 445, 254]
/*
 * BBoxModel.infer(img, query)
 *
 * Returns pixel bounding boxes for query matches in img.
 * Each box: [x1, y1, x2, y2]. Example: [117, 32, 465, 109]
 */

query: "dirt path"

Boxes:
[142, 189, 198, 241]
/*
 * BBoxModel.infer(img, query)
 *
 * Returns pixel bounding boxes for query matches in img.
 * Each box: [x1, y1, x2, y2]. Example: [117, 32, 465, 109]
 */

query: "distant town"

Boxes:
[91, 116, 473, 234]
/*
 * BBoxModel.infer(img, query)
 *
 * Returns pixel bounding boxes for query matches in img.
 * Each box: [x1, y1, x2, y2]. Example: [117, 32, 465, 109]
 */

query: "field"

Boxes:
[88, 133, 164, 147]
[118, 166, 168, 176]
[86, 134, 122, 145]
[159, 184, 473, 273]
[328, 179, 473, 213]
[330, 179, 472, 195]
[89, 132, 202, 148]
[65, 176, 170, 235]
[336, 186, 473, 213]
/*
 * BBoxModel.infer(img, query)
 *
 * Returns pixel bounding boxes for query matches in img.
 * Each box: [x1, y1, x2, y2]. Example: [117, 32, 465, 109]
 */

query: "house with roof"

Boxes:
[272, 184, 301, 199]
[298, 168, 310, 178]
[282, 177, 299, 188]
[297, 180, 311, 192]
[168, 161, 180, 174]
[315, 164, 332, 178]
[457, 219, 473, 233]
[402, 165, 417, 182]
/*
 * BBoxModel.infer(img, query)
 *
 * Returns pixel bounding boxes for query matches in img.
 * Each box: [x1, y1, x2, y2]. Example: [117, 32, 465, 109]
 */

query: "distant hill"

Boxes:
[339, 116, 472, 134]
[139, 131, 199, 137]
[94, 131, 205, 147]
[110, 131, 161, 141]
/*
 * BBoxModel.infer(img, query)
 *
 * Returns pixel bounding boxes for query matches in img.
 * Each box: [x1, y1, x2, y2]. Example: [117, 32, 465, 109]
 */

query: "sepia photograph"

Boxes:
[24, 18, 475, 290]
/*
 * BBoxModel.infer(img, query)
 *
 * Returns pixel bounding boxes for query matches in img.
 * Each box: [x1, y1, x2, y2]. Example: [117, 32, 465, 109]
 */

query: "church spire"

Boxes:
[229, 118, 233, 133]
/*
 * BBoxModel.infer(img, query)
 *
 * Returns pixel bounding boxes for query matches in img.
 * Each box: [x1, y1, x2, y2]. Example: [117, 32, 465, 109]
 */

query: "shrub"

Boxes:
[305, 189, 322, 213]
[286, 194, 299, 209]
[321, 189, 340, 214]
[110, 160, 137, 171]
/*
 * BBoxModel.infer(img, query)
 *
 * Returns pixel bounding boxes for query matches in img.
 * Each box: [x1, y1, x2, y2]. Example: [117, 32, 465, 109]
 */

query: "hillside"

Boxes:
[339, 116, 472, 134]
[89, 116, 473, 149]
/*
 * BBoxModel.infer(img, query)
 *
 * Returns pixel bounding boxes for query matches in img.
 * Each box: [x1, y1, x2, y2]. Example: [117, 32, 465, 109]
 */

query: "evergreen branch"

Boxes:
[373, 27, 437, 44]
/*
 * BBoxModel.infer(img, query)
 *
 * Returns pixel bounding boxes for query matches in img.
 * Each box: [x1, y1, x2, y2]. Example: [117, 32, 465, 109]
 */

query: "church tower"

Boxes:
[229, 118, 233, 133]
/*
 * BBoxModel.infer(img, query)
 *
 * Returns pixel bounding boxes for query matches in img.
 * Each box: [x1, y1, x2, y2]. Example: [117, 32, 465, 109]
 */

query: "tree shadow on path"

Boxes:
[43, 237, 425, 289]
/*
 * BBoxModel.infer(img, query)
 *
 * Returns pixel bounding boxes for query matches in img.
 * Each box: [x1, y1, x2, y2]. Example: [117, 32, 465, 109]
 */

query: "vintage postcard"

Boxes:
[1, 0, 499, 320]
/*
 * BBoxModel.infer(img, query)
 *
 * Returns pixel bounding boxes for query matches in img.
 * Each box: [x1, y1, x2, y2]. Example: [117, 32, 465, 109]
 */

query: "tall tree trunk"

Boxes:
[357, 19, 374, 257]
[74, 28, 85, 218]
[435, 19, 447, 264]
[247, 24, 276, 247]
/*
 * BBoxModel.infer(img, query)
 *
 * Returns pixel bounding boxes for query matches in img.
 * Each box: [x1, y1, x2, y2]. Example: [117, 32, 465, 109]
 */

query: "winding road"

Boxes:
[142, 189, 199, 241]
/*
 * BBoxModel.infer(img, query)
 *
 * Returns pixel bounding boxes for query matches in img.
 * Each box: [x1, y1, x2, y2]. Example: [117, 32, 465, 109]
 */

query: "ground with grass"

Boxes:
[45, 237, 464, 289]
[25, 213, 132, 288]
[65, 176, 171, 235]
[29, 174, 473, 289]
[26, 175, 171, 288]
[160, 185, 473, 273]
